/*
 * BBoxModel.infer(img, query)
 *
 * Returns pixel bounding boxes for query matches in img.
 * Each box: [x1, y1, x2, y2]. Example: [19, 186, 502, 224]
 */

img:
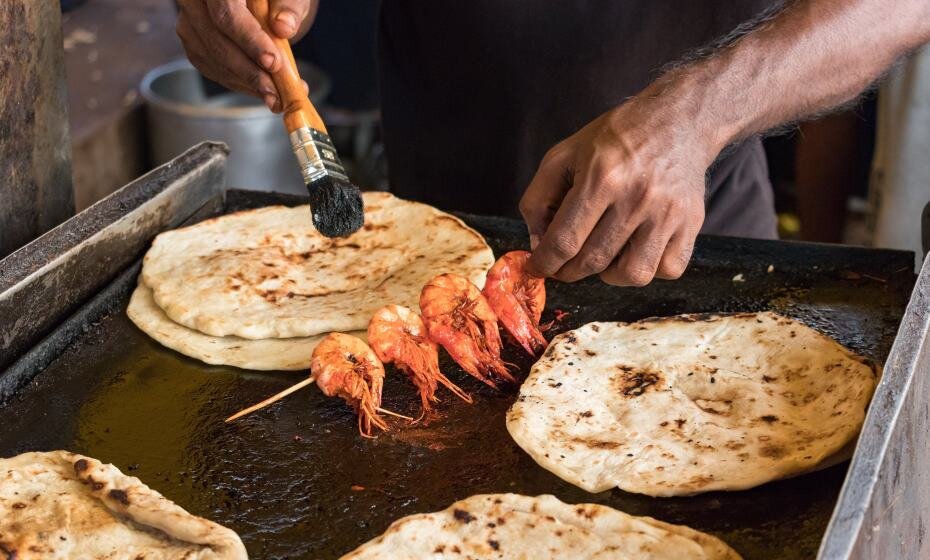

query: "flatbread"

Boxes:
[0, 451, 246, 559]
[506, 312, 879, 497]
[340, 493, 740, 559]
[127, 283, 365, 371]
[141, 192, 493, 339]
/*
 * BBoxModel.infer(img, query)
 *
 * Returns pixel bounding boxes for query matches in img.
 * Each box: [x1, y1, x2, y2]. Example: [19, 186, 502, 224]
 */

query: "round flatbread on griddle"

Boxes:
[340, 493, 740, 559]
[506, 312, 879, 497]
[140, 192, 493, 340]
[0, 451, 246, 559]
[127, 283, 366, 370]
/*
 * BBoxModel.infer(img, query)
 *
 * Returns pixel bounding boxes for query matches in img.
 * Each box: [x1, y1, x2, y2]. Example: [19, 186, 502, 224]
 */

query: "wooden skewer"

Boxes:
[224, 376, 414, 425]
[376, 407, 414, 421]
[225, 376, 316, 423]
[246, 0, 327, 135]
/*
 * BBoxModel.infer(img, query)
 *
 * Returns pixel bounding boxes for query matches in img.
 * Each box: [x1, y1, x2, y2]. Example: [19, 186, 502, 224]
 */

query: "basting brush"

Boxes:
[247, 0, 364, 238]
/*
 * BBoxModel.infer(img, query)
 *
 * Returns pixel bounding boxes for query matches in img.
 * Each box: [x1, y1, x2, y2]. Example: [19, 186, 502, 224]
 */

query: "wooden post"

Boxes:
[0, 0, 74, 258]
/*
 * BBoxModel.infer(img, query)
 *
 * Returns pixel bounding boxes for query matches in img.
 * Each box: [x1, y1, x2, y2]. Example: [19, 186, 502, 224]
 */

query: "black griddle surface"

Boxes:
[0, 193, 914, 559]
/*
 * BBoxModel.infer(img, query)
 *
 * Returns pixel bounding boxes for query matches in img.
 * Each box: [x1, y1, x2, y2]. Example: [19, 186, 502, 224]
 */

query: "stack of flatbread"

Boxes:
[0, 451, 246, 559]
[129, 192, 494, 370]
[507, 312, 879, 496]
[341, 493, 741, 559]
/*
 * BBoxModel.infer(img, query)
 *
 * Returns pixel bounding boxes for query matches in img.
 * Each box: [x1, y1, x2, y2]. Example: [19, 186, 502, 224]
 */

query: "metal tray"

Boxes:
[0, 143, 924, 559]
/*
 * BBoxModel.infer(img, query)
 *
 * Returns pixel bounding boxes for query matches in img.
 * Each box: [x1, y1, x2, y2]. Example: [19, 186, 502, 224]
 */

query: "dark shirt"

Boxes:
[377, 1, 778, 238]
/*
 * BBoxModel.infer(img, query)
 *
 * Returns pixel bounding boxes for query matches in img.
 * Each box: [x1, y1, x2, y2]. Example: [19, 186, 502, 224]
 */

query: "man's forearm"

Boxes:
[522, 0, 930, 286]
[654, 0, 930, 158]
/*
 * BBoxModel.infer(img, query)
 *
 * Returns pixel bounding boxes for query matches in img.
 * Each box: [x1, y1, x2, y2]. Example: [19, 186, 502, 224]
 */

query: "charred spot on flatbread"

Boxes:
[452, 509, 476, 523]
[108, 489, 130, 505]
[614, 367, 662, 397]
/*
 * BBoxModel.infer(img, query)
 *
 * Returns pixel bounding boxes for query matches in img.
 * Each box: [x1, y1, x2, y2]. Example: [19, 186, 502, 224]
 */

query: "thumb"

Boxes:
[519, 145, 574, 250]
[269, 0, 316, 39]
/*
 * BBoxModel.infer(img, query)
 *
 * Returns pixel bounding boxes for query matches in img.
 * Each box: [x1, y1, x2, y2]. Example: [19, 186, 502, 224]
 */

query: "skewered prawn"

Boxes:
[225, 333, 410, 437]
[368, 305, 472, 419]
[482, 250, 547, 356]
[313, 333, 390, 437]
[419, 274, 515, 388]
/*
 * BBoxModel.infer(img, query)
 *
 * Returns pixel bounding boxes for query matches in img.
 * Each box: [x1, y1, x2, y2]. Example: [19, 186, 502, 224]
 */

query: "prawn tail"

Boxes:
[357, 384, 389, 438]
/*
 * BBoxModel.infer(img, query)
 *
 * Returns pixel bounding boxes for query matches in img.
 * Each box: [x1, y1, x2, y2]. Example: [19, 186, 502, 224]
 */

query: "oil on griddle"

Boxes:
[0, 193, 913, 560]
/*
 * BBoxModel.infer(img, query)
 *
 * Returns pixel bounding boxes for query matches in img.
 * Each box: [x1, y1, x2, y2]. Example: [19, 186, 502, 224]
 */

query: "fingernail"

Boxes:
[260, 53, 276, 71]
[530, 234, 540, 250]
[275, 10, 298, 35]
[302, 80, 309, 95]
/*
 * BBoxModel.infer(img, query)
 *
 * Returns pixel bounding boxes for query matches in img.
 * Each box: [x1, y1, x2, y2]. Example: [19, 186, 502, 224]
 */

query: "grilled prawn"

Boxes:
[312, 333, 390, 437]
[225, 333, 409, 437]
[419, 274, 515, 388]
[368, 305, 472, 418]
[482, 250, 547, 356]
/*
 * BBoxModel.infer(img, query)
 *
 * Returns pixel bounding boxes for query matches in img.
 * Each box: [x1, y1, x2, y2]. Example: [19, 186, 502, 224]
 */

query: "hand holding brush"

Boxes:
[246, 0, 364, 238]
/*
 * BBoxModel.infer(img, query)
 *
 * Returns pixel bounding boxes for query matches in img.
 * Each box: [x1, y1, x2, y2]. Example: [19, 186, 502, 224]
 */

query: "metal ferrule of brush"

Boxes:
[289, 127, 350, 185]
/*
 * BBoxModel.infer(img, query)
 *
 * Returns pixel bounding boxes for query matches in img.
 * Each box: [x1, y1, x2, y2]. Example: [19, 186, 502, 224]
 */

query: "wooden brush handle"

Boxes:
[246, 0, 327, 134]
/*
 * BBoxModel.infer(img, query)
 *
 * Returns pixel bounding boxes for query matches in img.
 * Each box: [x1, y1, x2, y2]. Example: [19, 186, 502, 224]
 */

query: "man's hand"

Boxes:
[176, 0, 317, 112]
[521, 94, 713, 287]
[522, 0, 930, 287]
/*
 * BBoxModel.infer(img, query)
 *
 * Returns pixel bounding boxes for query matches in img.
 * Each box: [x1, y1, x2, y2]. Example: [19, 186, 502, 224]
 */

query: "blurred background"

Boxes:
[58, 0, 924, 254]
[62, 0, 385, 212]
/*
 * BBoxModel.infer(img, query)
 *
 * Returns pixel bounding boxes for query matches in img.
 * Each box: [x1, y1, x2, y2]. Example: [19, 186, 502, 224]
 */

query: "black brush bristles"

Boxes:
[307, 175, 365, 238]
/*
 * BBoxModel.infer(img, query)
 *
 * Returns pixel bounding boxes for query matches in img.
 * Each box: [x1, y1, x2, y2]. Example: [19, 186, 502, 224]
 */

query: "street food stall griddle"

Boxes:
[1, 143, 928, 559]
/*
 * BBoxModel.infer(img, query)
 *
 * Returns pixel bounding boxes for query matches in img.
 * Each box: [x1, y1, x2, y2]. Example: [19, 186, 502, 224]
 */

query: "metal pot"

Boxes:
[140, 59, 330, 195]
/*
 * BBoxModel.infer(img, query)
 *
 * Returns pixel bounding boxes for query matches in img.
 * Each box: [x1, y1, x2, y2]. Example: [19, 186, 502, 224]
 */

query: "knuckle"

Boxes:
[582, 251, 613, 273]
[637, 182, 660, 207]
[210, 1, 235, 26]
[625, 265, 654, 287]
[579, 171, 621, 209]
[657, 259, 686, 280]
[674, 250, 692, 272]
[542, 144, 568, 164]
[550, 234, 581, 259]
[588, 158, 621, 187]
[517, 196, 537, 220]
[666, 196, 689, 216]
[674, 244, 696, 273]
[246, 69, 265, 90]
